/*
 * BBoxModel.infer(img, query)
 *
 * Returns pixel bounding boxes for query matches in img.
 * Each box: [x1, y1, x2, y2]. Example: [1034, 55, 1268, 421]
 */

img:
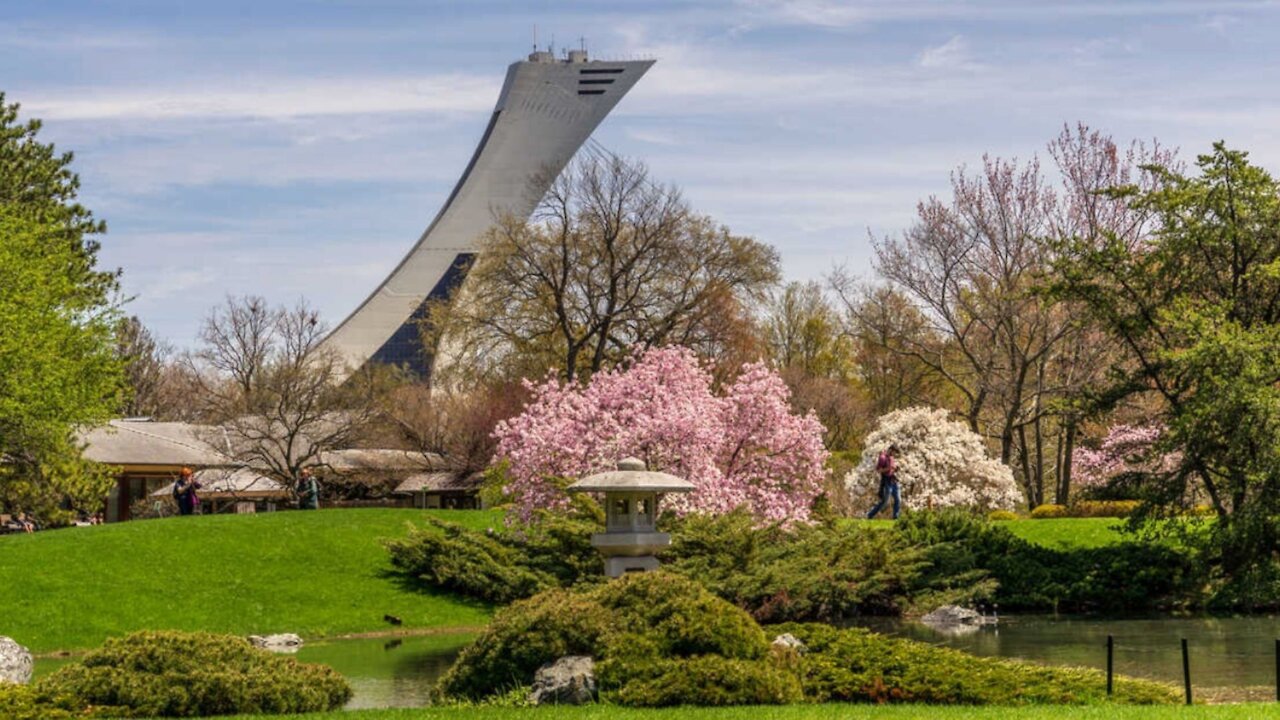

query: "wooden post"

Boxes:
[1106, 635, 1113, 696]
[1181, 638, 1192, 705]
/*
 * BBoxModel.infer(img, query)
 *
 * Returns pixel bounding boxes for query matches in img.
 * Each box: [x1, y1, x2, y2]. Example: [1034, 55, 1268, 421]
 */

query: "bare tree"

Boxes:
[841, 125, 1173, 507]
[189, 296, 396, 498]
[381, 381, 529, 475]
[430, 153, 780, 383]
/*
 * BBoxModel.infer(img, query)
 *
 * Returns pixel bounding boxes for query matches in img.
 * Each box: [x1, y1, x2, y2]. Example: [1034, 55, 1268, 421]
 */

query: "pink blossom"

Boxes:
[1072, 423, 1176, 488]
[493, 346, 830, 524]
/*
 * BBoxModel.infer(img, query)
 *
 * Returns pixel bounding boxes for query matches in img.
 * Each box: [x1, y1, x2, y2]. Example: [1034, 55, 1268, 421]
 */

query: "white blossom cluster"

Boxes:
[846, 406, 1023, 511]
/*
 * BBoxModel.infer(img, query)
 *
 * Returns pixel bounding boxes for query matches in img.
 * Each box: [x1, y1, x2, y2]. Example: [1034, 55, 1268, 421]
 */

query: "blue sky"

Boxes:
[5, 0, 1280, 346]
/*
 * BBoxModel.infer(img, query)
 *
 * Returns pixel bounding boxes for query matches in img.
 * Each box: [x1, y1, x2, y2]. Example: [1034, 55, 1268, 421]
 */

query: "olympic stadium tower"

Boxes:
[321, 49, 654, 378]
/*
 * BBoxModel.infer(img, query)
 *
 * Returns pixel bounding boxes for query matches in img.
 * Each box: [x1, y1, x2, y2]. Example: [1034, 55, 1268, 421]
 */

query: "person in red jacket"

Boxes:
[866, 444, 901, 519]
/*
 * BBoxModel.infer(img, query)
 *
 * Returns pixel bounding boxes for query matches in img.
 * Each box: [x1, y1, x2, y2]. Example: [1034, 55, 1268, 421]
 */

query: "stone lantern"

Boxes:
[567, 457, 695, 577]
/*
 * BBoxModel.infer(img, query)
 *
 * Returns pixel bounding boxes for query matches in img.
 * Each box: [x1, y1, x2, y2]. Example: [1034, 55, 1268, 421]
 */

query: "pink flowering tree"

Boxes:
[493, 346, 829, 524]
[1072, 423, 1178, 489]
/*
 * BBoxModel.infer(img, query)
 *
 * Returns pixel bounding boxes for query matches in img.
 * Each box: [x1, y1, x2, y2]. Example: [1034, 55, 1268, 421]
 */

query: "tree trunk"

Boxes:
[1057, 421, 1076, 504]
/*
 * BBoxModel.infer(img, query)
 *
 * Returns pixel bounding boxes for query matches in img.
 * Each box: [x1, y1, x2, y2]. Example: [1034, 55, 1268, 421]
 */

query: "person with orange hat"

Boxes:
[173, 467, 201, 516]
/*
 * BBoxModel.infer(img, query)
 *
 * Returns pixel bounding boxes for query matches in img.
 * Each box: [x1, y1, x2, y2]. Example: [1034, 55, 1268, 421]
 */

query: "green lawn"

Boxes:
[997, 518, 1128, 549]
[0, 508, 499, 653]
[861, 516, 1129, 549]
[221, 705, 1277, 720]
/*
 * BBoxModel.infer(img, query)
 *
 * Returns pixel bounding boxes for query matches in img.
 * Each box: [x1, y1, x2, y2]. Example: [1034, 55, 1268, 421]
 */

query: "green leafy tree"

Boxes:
[1054, 143, 1280, 588]
[0, 94, 124, 520]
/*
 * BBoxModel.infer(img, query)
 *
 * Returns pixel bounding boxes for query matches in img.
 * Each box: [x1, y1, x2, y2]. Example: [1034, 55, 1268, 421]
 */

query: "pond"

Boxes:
[854, 614, 1280, 702]
[35, 633, 474, 710]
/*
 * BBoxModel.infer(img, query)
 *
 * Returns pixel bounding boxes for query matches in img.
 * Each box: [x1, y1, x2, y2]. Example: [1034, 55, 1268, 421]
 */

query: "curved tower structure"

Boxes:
[322, 50, 655, 376]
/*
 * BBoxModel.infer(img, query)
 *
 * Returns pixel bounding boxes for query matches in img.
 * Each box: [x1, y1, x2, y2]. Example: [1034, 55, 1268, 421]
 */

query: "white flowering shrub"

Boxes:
[845, 406, 1023, 511]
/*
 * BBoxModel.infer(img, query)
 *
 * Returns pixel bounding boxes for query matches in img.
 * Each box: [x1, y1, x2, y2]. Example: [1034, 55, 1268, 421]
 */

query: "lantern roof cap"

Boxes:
[567, 457, 696, 493]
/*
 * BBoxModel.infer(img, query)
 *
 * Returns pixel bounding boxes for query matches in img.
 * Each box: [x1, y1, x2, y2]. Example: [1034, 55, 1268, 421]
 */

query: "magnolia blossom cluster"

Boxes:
[846, 406, 1022, 511]
[493, 346, 830, 524]
[1072, 423, 1176, 488]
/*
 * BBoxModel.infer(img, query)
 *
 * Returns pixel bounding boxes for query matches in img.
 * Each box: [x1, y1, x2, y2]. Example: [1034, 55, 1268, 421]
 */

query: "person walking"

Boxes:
[866, 444, 901, 519]
[297, 467, 320, 510]
[174, 467, 200, 516]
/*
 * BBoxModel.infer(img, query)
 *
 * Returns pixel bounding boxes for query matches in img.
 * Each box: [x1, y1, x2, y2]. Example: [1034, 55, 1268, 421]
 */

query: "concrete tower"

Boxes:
[322, 50, 655, 376]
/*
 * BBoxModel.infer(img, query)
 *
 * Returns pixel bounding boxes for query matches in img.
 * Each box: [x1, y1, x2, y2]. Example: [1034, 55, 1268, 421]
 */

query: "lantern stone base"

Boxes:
[603, 555, 660, 578]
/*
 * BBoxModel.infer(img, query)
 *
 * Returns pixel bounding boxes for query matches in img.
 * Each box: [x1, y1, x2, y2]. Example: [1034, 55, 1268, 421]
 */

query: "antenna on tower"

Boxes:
[579, 35, 587, 53]
[532, 24, 538, 53]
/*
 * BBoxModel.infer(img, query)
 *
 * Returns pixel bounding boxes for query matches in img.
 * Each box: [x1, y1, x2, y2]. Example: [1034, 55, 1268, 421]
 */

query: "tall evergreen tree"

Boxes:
[0, 93, 124, 520]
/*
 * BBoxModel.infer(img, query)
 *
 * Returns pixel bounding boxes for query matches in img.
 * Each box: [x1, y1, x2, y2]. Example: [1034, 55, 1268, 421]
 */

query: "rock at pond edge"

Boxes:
[530, 655, 597, 705]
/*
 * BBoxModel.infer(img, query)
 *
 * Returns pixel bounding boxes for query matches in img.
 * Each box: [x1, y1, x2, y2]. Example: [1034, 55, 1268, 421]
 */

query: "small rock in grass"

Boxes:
[0, 636, 33, 685]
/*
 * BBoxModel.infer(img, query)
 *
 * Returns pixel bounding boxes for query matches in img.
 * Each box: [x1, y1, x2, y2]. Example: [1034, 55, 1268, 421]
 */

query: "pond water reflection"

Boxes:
[854, 614, 1280, 699]
[295, 633, 473, 709]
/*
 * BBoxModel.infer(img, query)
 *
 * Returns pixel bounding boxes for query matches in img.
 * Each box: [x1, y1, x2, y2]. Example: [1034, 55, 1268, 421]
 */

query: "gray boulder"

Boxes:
[529, 655, 596, 705]
[247, 633, 304, 653]
[771, 632, 808, 655]
[921, 605, 996, 628]
[0, 637, 33, 685]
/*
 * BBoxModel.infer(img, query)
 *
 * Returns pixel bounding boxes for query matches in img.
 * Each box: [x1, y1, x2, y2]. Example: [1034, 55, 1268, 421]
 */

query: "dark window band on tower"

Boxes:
[578, 89, 606, 95]
[580, 67, 625, 74]
[579, 78, 616, 85]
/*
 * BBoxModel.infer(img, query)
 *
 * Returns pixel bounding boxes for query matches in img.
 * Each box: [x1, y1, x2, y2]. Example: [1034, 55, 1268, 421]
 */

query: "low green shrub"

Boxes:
[440, 572, 1176, 707]
[0, 684, 84, 720]
[895, 510, 1197, 612]
[987, 509, 1020, 521]
[386, 520, 557, 603]
[441, 573, 778, 706]
[662, 510, 993, 621]
[777, 623, 1177, 705]
[1031, 504, 1069, 518]
[385, 502, 602, 604]
[606, 655, 804, 707]
[37, 631, 351, 717]
[437, 588, 614, 699]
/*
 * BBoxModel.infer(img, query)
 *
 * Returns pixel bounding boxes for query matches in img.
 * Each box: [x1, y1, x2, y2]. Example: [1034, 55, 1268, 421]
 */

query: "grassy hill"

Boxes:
[0, 508, 499, 653]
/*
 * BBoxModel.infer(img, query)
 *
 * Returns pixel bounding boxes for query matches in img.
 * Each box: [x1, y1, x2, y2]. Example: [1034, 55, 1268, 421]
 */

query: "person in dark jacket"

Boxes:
[297, 467, 320, 510]
[173, 467, 200, 516]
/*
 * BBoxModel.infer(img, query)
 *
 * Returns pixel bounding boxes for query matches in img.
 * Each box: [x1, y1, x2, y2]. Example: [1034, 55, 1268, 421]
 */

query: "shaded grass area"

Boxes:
[222, 704, 1276, 719]
[0, 509, 500, 653]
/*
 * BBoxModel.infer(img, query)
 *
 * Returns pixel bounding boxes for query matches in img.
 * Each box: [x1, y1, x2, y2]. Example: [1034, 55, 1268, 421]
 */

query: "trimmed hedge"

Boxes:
[37, 631, 351, 717]
[1029, 501, 1140, 519]
[1031, 504, 1070, 519]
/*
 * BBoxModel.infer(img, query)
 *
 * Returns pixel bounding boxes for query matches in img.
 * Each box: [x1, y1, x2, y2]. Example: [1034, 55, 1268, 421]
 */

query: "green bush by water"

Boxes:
[36, 631, 351, 717]
[438, 572, 1177, 707]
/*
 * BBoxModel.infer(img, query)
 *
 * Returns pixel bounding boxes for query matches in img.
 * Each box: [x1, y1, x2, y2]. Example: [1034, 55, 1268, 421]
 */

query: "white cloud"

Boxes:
[918, 35, 975, 69]
[22, 74, 497, 121]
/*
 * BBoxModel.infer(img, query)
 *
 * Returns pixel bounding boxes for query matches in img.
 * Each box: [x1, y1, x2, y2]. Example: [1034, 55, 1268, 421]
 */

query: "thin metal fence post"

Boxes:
[1106, 635, 1113, 696]
[1181, 638, 1192, 705]
[1274, 638, 1279, 702]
